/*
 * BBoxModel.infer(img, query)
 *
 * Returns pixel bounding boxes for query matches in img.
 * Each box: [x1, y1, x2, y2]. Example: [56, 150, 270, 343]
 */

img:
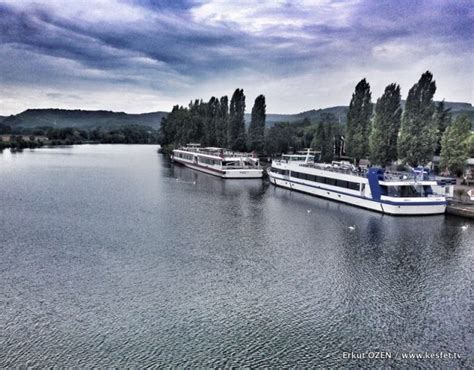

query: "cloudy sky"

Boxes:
[0, 0, 472, 115]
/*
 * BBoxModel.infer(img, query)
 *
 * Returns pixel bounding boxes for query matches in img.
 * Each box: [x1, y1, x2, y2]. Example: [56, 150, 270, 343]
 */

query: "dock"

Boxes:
[446, 201, 474, 219]
[444, 183, 474, 219]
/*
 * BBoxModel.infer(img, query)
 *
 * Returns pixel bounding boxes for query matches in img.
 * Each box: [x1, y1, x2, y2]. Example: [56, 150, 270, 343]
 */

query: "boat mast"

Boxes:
[305, 148, 311, 164]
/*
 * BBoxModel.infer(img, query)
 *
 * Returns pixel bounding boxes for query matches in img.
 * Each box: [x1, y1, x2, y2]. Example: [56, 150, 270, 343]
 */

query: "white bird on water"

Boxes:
[348, 225, 356, 231]
[461, 224, 469, 230]
[307, 209, 312, 213]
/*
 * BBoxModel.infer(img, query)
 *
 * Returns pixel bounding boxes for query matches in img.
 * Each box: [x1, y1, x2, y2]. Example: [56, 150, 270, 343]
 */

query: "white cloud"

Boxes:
[190, 0, 359, 33]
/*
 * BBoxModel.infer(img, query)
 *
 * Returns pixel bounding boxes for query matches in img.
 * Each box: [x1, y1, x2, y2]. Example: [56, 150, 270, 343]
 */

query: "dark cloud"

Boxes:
[46, 93, 83, 100]
[0, 0, 471, 114]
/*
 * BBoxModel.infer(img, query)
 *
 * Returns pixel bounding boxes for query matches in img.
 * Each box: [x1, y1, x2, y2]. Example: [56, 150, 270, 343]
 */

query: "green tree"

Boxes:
[310, 122, 325, 161]
[215, 96, 229, 147]
[398, 71, 437, 167]
[228, 88, 246, 151]
[439, 115, 471, 176]
[204, 97, 219, 146]
[265, 122, 293, 155]
[370, 83, 402, 166]
[247, 94, 266, 152]
[346, 79, 372, 165]
[433, 100, 451, 155]
[310, 122, 334, 162]
[188, 99, 206, 144]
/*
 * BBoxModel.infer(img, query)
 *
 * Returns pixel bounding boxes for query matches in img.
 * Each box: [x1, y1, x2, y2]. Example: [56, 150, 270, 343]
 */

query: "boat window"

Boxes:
[400, 186, 423, 197]
[336, 180, 347, 188]
[383, 185, 429, 197]
[288, 171, 361, 190]
[347, 182, 360, 191]
[423, 185, 433, 195]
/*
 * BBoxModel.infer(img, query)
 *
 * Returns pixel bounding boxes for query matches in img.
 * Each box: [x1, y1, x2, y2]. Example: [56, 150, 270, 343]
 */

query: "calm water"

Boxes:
[0, 145, 472, 368]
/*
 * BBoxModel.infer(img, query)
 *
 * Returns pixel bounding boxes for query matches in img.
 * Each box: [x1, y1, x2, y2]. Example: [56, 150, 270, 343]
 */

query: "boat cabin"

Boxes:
[380, 183, 435, 198]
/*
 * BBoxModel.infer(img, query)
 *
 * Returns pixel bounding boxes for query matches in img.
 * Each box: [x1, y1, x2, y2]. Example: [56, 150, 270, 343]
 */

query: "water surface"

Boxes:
[0, 145, 472, 367]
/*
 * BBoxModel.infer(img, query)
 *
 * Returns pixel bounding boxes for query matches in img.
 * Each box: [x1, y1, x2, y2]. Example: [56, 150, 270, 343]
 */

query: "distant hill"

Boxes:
[2, 101, 472, 130]
[256, 101, 473, 126]
[440, 101, 474, 123]
[2, 109, 167, 130]
[246, 106, 349, 125]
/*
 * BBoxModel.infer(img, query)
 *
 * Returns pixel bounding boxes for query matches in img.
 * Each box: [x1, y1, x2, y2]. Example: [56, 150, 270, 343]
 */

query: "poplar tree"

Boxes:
[398, 71, 437, 167]
[204, 97, 219, 146]
[187, 99, 205, 144]
[247, 94, 266, 152]
[215, 96, 229, 147]
[311, 121, 326, 161]
[228, 88, 246, 151]
[346, 79, 372, 165]
[370, 83, 402, 166]
[159, 104, 189, 147]
[310, 122, 334, 163]
[440, 115, 471, 175]
[433, 100, 451, 155]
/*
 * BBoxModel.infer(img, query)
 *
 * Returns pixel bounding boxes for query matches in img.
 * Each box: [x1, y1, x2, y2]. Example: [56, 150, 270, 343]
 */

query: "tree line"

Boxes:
[345, 71, 472, 175]
[0, 124, 160, 151]
[159, 88, 266, 153]
[159, 72, 472, 176]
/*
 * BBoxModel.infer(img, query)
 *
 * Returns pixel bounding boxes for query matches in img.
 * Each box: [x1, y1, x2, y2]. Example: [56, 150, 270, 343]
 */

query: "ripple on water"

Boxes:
[0, 145, 472, 368]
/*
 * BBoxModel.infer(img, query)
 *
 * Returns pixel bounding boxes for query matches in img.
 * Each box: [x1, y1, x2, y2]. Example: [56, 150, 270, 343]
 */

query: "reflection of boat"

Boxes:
[267, 150, 453, 215]
[172, 144, 263, 179]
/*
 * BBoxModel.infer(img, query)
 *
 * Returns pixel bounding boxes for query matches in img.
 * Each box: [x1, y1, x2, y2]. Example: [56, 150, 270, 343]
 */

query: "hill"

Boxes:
[244, 106, 349, 125]
[1, 101, 472, 131]
[258, 102, 473, 125]
[2, 109, 167, 130]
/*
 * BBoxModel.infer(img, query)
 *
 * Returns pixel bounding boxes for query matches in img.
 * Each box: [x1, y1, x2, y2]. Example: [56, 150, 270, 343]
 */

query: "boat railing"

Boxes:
[298, 163, 368, 178]
[223, 165, 261, 170]
[223, 152, 254, 158]
[382, 171, 440, 182]
[383, 171, 418, 181]
[179, 147, 255, 158]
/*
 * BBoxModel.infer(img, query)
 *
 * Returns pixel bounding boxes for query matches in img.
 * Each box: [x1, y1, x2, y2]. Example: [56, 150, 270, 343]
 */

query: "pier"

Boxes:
[447, 185, 474, 219]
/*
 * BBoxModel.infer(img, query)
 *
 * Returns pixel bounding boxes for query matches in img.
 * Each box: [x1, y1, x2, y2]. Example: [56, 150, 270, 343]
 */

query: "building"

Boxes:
[0, 135, 48, 142]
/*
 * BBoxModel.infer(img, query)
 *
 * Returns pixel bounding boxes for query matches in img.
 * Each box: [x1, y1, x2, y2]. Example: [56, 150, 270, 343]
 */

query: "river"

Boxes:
[0, 145, 472, 367]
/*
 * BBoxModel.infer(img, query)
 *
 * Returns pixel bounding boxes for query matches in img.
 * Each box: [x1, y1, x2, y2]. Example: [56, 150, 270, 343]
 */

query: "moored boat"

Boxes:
[172, 144, 264, 179]
[267, 150, 454, 215]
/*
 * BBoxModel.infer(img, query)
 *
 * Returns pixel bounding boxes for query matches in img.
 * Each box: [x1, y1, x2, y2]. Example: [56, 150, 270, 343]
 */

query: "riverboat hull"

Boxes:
[268, 172, 446, 216]
[173, 156, 263, 179]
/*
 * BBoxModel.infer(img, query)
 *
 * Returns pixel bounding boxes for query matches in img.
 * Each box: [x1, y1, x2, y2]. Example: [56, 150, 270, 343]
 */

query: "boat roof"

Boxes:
[203, 147, 223, 151]
[282, 154, 315, 158]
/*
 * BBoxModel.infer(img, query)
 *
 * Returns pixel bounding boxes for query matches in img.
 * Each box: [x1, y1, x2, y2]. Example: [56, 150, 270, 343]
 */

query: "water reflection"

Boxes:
[0, 145, 472, 368]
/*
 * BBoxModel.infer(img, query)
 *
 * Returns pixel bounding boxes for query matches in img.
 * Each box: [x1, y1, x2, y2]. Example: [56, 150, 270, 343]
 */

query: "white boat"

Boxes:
[267, 151, 453, 215]
[172, 144, 264, 179]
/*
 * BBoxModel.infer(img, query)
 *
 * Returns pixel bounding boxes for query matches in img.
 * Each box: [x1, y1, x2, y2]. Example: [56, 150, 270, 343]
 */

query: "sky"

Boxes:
[0, 0, 472, 115]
